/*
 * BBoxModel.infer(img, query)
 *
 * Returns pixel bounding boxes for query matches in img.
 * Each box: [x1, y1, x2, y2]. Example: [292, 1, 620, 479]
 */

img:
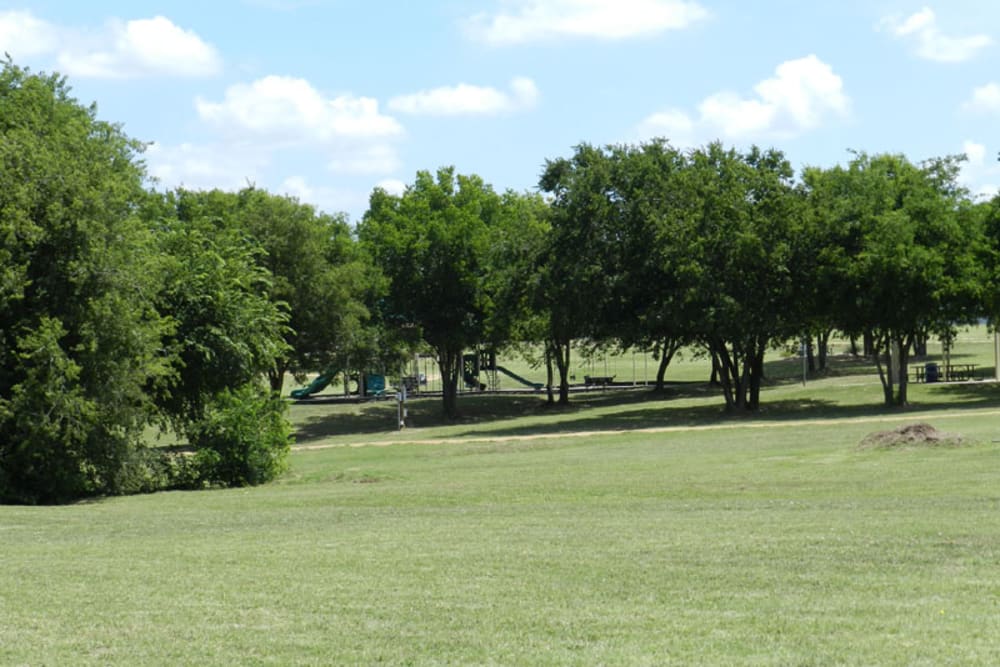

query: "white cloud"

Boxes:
[963, 140, 986, 166]
[881, 7, 992, 63]
[389, 77, 539, 115]
[638, 55, 850, 142]
[636, 109, 696, 145]
[196, 75, 404, 178]
[963, 82, 1000, 113]
[145, 142, 269, 191]
[60, 16, 221, 78]
[197, 75, 403, 144]
[376, 179, 407, 196]
[0, 11, 220, 78]
[464, 0, 708, 44]
[959, 140, 998, 199]
[0, 10, 60, 57]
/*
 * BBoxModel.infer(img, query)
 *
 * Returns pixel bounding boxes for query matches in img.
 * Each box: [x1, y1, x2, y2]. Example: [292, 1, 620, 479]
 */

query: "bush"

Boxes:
[187, 384, 292, 487]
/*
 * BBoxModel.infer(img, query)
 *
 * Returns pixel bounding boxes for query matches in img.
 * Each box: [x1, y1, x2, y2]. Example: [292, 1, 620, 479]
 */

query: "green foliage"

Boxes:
[0, 59, 170, 504]
[186, 384, 292, 487]
[151, 203, 290, 426]
[540, 140, 801, 409]
[0, 61, 297, 502]
[0, 319, 102, 503]
[804, 152, 984, 405]
[359, 168, 502, 417]
[685, 143, 802, 410]
[539, 144, 621, 402]
[183, 188, 377, 392]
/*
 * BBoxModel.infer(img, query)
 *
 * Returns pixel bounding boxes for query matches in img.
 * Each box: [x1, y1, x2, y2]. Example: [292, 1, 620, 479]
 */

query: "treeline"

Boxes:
[360, 143, 996, 416]
[3, 60, 999, 502]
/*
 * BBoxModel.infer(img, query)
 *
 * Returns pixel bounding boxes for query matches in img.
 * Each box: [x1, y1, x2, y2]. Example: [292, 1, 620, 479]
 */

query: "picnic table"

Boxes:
[911, 363, 977, 382]
[944, 363, 977, 381]
[584, 375, 615, 388]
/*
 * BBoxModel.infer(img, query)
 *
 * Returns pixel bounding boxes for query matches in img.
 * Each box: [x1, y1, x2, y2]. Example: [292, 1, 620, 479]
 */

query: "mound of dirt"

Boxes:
[859, 422, 964, 450]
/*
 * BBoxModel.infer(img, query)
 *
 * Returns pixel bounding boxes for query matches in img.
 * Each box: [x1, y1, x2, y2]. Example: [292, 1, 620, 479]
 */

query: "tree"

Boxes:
[684, 143, 802, 411]
[804, 153, 983, 406]
[167, 188, 374, 393]
[482, 191, 553, 399]
[0, 60, 170, 503]
[146, 193, 294, 487]
[601, 140, 701, 391]
[538, 145, 619, 404]
[358, 168, 501, 418]
[150, 207, 290, 424]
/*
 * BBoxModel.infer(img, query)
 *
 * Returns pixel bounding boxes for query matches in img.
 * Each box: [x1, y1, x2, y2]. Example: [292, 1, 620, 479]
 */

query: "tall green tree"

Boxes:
[685, 143, 802, 411]
[168, 188, 374, 393]
[150, 209, 290, 424]
[482, 191, 554, 398]
[538, 145, 619, 403]
[602, 140, 701, 390]
[0, 60, 170, 503]
[804, 153, 983, 406]
[358, 168, 501, 418]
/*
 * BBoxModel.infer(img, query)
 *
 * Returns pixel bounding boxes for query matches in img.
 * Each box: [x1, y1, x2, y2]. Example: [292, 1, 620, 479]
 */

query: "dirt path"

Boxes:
[294, 407, 1000, 451]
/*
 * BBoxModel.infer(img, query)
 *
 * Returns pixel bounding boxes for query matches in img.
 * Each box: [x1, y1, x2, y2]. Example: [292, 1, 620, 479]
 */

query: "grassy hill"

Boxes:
[5, 333, 1000, 664]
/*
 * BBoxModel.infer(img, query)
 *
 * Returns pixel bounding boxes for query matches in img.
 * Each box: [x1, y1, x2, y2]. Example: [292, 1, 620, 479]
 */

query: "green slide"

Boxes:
[493, 365, 543, 390]
[290, 372, 335, 399]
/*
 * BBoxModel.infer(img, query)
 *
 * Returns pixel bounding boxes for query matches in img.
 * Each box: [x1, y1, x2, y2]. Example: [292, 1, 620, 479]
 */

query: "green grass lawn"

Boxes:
[5, 336, 1000, 664]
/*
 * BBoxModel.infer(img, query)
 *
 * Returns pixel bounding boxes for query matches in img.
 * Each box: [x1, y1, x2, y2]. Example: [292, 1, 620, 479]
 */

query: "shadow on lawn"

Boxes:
[292, 372, 1000, 444]
[292, 386, 699, 442]
[448, 384, 1000, 440]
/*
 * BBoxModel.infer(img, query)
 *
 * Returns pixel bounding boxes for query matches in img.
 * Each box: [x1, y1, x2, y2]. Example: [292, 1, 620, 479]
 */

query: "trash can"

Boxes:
[925, 362, 939, 383]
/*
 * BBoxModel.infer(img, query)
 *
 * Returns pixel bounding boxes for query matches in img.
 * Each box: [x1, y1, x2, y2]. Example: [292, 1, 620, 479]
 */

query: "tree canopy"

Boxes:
[358, 168, 502, 418]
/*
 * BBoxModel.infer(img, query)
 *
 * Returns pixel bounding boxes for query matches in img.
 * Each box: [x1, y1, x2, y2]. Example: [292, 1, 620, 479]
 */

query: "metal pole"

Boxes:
[802, 338, 807, 386]
[995, 330, 999, 382]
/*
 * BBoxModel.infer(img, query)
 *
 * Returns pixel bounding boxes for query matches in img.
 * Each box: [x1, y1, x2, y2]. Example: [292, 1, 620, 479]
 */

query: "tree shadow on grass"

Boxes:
[292, 378, 1000, 444]
[449, 385, 1000, 440]
[292, 386, 707, 442]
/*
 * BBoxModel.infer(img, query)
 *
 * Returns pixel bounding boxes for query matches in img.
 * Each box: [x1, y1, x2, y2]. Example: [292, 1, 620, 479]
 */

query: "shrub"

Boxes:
[187, 384, 292, 487]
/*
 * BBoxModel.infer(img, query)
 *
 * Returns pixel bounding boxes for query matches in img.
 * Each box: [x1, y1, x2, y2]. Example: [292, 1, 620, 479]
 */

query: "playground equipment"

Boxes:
[463, 353, 543, 391]
[289, 372, 336, 399]
[290, 372, 387, 399]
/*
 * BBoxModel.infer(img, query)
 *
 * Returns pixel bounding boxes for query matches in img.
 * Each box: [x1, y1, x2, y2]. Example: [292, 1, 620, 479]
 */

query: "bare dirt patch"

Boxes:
[859, 422, 965, 450]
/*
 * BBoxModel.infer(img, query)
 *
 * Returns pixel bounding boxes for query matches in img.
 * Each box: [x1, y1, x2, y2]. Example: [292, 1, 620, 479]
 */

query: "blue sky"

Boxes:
[3, 0, 999, 221]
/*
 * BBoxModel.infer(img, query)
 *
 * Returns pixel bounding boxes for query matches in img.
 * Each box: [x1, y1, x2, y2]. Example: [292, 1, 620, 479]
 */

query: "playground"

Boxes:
[288, 347, 728, 402]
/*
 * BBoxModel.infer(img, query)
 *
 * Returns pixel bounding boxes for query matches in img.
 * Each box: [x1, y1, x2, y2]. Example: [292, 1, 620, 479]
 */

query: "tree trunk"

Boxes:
[711, 341, 738, 411]
[551, 337, 571, 404]
[863, 331, 875, 357]
[806, 337, 815, 373]
[653, 338, 680, 392]
[850, 336, 859, 357]
[268, 360, 288, 394]
[713, 339, 765, 412]
[872, 332, 911, 407]
[438, 346, 461, 419]
[817, 330, 830, 371]
[544, 343, 555, 405]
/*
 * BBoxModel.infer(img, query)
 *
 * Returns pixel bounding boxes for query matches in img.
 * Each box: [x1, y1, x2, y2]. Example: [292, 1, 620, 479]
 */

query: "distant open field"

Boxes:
[5, 330, 1000, 664]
